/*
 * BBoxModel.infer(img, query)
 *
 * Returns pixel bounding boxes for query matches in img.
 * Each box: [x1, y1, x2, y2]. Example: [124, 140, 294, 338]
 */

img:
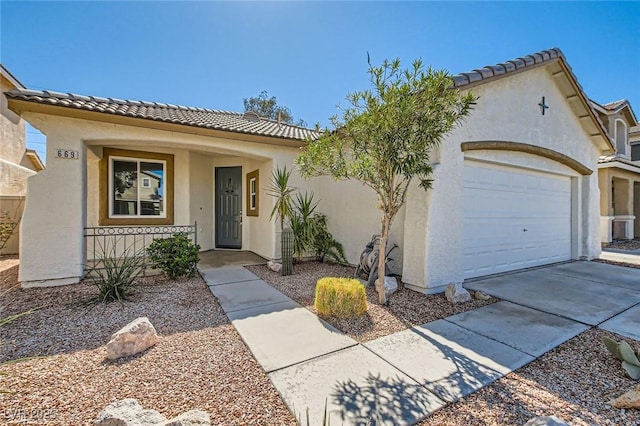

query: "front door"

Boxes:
[215, 166, 242, 248]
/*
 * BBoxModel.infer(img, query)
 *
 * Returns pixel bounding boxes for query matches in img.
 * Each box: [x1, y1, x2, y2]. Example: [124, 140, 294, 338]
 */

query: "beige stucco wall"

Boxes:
[16, 63, 605, 290]
[400, 64, 602, 293]
[1, 75, 34, 198]
[302, 176, 406, 274]
[18, 113, 296, 286]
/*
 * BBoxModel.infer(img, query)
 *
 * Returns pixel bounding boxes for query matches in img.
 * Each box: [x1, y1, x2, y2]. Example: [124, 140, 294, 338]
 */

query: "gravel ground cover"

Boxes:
[251, 261, 640, 425]
[246, 262, 498, 342]
[604, 239, 640, 251]
[421, 328, 640, 426]
[1, 275, 295, 425]
[4, 260, 640, 425]
[0, 254, 19, 291]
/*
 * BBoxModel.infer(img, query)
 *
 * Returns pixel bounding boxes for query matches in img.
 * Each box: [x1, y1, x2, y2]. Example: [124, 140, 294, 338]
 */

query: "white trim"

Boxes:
[614, 118, 629, 158]
[597, 160, 640, 174]
[249, 177, 257, 211]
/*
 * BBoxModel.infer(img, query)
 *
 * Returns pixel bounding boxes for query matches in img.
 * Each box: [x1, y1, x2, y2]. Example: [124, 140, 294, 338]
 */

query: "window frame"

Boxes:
[246, 169, 259, 217]
[99, 148, 174, 226]
[614, 118, 628, 157]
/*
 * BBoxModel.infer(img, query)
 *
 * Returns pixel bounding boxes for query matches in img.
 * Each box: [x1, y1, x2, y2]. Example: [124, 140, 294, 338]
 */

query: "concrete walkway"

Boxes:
[200, 262, 640, 425]
[600, 247, 640, 265]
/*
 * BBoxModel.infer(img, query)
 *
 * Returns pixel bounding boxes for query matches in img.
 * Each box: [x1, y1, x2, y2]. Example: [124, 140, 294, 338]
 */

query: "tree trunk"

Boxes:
[376, 213, 391, 304]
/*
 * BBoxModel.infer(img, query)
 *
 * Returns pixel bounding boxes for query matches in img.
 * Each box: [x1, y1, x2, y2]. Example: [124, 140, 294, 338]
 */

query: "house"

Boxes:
[0, 64, 45, 255]
[590, 99, 640, 242]
[5, 48, 611, 293]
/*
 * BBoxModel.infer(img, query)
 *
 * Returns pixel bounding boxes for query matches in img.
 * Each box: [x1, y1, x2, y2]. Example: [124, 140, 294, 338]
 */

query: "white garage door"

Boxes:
[463, 160, 572, 279]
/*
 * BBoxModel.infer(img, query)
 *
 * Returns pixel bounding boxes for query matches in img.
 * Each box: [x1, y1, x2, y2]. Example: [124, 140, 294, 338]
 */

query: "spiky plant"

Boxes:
[603, 336, 640, 380]
[85, 237, 146, 304]
[266, 166, 295, 232]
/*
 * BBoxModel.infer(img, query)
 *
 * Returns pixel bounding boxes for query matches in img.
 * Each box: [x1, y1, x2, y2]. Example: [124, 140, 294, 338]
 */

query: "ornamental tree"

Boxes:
[296, 57, 475, 304]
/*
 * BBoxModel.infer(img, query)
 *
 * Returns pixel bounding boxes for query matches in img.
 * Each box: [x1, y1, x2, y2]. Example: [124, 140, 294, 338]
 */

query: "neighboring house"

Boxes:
[5, 48, 612, 293]
[0, 64, 45, 255]
[590, 99, 640, 242]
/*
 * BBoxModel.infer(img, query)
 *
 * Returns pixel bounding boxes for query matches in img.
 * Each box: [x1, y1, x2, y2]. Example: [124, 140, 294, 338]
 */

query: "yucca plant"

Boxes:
[290, 191, 319, 260]
[266, 165, 295, 232]
[85, 237, 146, 304]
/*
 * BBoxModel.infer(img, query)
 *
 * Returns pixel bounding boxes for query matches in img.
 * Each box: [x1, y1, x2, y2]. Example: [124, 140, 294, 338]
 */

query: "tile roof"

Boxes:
[598, 155, 640, 171]
[602, 99, 628, 111]
[4, 89, 319, 142]
[451, 48, 564, 88]
[451, 48, 611, 150]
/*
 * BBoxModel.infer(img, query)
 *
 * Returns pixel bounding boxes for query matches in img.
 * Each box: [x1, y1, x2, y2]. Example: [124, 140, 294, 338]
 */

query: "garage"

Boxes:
[462, 159, 573, 279]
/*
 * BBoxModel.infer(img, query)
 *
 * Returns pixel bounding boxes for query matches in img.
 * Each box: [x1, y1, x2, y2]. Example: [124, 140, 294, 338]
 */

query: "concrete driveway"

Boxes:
[203, 261, 640, 424]
[465, 261, 640, 339]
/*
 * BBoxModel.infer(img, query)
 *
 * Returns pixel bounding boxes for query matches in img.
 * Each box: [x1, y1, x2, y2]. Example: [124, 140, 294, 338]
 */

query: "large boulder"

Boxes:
[610, 384, 640, 409]
[523, 416, 569, 426]
[106, 317, 159, 360]
[95, 400, 211, 426]
[95, 398, 166, 425]
[445, 283, 471, 303]
[164, 410, 211, 425]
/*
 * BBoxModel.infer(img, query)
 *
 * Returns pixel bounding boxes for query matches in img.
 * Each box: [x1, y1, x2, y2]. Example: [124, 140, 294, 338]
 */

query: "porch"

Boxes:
[598, 166, 640, 242]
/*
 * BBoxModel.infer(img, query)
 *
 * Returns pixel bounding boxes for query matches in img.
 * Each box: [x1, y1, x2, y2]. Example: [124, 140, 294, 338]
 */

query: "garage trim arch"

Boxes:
[461, 141, 593, 176]
[460, 140, 593, 280]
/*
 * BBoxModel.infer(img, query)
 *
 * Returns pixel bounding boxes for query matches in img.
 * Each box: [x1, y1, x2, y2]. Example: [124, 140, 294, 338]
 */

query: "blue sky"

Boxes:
[2, 1, 638, 163]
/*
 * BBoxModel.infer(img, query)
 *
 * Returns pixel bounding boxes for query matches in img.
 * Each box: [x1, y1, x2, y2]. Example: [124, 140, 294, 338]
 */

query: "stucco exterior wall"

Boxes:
[1, 75, 34, 198]
[15, 63, 605, 289]
[303, 176, 406, 273]
[19, 113, 299, 286]
[402, 65, 602, 293]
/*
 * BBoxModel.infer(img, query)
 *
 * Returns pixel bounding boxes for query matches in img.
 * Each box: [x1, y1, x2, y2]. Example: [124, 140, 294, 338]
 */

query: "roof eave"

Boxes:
[25, 149, 45, 171]
[0, 64, 26, 90]
[452, 50, 612, 153]
[7, 97, 312, 147]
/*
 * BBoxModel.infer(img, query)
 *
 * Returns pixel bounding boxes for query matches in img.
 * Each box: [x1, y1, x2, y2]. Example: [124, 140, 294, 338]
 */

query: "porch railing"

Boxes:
[83, 222, 197, 276]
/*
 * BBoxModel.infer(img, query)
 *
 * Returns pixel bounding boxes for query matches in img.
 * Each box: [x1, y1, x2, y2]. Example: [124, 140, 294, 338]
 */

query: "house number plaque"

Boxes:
[56, 149, 79, 159]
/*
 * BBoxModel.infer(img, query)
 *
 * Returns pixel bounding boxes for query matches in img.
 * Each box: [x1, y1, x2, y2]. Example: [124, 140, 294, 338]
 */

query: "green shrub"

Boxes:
[86, 239, 146, 304]
[288, 191, 347, 264]
[315, 277, 367, 319]
[290, 192, 319, 260]
[311, 214, 347, 264]
[146, 233, 200, 279]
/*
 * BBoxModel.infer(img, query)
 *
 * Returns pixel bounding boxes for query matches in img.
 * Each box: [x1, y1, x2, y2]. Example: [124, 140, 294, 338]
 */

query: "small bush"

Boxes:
[311, 214, 346, 264]
[86, 239, 146, 304]
[315, 277, 367, 319]
[147, 233, 200, 279]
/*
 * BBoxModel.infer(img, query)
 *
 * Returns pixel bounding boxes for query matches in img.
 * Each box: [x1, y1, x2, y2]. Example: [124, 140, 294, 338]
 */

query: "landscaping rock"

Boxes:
[523, 415, 569, 426]
[383, 276, 398, 297]
[610, 384, 640, 409]
[106, 317, 159, 360]
[267, 261, 282, 273]
[445, 283, 471, 303]
[164, 410, 211, 425]
[95, 398, 166, 425]
[474, 290, 491, 301]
